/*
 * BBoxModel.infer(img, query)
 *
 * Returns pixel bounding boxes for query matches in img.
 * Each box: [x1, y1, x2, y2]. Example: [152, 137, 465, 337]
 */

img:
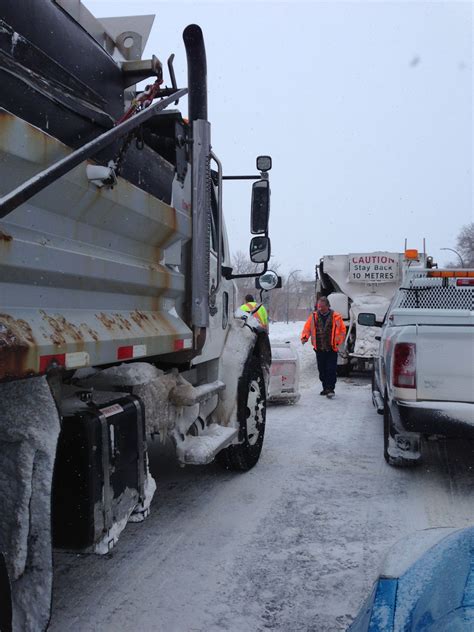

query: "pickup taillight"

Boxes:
[393, 343, 416, 388]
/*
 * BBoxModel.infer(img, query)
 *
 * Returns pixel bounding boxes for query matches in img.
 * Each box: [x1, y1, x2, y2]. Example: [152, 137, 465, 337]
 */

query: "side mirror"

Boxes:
[357, 313, 376, 327]
[251, 179, 270, 234]
[250, 236, 271, 264]
[256, 155, 272, 172]
[256, 270, 281, 291]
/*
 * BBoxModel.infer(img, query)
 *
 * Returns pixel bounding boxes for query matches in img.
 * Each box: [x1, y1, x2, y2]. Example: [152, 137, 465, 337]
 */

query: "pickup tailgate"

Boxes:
[416, 321, 474, 403]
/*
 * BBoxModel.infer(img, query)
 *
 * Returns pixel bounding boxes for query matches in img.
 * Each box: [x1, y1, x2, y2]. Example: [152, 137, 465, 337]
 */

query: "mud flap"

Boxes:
[387, 431, 421, 465]
[0, 377, 60, 631]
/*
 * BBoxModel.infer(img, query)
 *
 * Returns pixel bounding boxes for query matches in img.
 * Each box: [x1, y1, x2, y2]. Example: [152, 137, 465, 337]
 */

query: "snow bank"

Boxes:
[0, 377, 60, 632]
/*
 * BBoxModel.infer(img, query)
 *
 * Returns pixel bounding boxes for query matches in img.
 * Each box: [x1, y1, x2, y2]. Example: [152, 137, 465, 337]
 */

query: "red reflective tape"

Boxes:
[39, 354, 66, 372]
[117, 346, 133, 360]
[174, 339, 184, 351]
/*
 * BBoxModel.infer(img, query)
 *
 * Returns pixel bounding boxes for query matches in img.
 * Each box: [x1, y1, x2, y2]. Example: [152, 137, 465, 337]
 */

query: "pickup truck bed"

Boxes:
[373, 270, 474, 465]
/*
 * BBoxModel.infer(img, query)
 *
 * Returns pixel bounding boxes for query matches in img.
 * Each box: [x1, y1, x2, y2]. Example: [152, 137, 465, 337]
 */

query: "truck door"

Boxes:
[194, 175, 231, 363]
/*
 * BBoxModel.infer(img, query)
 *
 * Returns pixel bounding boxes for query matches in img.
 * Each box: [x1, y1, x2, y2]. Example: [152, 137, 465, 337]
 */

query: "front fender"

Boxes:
[214, 318, 271, 428]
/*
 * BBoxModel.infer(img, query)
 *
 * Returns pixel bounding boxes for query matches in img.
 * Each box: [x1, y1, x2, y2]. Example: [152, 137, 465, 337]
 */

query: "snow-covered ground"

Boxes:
[49, 322, 474, 632]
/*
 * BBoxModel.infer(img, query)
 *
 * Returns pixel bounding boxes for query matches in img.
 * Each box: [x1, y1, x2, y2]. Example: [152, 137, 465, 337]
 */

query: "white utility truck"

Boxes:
[316, 250, 429, 374]
[0, 2, 279, 629]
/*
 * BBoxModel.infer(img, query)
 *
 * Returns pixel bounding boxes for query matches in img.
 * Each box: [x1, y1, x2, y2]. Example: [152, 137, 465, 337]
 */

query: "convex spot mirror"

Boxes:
[257, 270, 280, 291]
[251, 179, 270, 234]
[357, 313, 376, 327]
[250, 236, 271, 264]
[256, 155, 272, 172]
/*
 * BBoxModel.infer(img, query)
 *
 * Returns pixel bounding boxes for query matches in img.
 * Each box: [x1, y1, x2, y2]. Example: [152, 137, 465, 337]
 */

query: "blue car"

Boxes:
[349, 527, 474, 631]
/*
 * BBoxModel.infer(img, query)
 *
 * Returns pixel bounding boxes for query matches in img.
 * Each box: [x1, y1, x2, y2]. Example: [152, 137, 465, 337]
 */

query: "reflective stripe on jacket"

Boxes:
[300, 310, 346, 351]
[240, 302, 268, 329]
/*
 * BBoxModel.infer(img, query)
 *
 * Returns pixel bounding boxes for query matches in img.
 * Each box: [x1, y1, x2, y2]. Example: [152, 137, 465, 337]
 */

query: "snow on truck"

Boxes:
[316, 250, 430, 374]
[0, 2, 278, 629]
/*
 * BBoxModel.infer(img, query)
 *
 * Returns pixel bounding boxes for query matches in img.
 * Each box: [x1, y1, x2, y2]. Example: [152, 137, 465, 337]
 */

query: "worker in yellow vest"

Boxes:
[240, 294, 269, 330]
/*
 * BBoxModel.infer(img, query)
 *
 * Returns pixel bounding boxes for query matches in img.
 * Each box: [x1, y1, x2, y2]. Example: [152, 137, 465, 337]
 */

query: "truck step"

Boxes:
[170, 380, 225, 407]
[372, 390, 384, 415]
[180, 424, 238, 465]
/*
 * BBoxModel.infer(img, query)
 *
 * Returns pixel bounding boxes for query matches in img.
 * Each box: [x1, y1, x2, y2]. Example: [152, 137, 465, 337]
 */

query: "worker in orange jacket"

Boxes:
[301, 296, 346, 398]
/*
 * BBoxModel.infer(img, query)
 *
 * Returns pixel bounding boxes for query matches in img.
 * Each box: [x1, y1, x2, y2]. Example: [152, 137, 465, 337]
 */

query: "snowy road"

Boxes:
[49, 323, 474, 632]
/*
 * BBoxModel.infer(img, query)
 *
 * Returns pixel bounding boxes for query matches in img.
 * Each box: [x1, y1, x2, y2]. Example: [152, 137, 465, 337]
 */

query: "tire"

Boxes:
[217, 355, 266, 471]
[383, 394, 420, 467]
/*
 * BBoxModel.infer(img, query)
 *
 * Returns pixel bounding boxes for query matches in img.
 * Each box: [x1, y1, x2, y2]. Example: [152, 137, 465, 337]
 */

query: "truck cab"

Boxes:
[316, 250, 430, 374]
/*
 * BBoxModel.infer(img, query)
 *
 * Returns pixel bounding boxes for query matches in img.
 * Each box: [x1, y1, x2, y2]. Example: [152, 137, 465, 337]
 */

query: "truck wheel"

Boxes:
[383, 395, 420, 467]
[217, 355, 266, 471]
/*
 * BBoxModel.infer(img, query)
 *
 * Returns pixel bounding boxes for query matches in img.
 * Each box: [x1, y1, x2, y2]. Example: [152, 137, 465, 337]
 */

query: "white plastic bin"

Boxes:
[268, 342, 300, 404]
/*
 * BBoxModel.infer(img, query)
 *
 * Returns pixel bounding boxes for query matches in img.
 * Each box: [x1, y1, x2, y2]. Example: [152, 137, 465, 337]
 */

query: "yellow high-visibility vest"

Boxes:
[240, 302, 268, 329]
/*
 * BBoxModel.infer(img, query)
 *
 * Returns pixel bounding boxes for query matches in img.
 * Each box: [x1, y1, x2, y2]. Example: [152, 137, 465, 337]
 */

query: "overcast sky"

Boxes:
[85, 0, 472, 277]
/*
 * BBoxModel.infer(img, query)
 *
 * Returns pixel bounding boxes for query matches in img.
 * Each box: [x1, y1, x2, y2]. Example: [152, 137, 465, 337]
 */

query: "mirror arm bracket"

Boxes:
[221, 262, 268, 280]
[222, 175, 261, 181]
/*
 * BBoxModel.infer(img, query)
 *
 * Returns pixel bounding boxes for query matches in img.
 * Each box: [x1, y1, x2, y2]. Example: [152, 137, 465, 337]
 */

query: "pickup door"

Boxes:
[414, 312, 474, 403]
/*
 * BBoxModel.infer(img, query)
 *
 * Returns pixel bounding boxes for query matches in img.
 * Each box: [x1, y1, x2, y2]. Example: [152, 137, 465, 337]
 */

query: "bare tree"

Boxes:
[230, 251, 284, 316]
[456, 222, 474, 267]
[231, 250, 261, 303]
[443, 223, 474, 267]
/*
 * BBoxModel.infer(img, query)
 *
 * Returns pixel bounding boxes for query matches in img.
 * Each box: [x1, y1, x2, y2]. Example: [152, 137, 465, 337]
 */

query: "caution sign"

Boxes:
[348, 253, 400, 283]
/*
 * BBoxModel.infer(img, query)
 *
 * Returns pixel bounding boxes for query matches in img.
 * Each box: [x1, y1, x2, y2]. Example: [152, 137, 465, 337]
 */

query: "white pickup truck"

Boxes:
[367, 268, 474, 466]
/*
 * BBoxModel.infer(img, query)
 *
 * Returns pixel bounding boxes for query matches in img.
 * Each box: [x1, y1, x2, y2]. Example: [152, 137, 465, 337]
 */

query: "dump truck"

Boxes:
[0, 2, 278, 629]
[316, 250, 430, 374]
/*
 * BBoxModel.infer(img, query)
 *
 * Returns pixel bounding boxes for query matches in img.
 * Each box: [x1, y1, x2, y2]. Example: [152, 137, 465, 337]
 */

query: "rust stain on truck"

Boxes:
[0, 230, 13, 243]
[0, 314, 37, 379]
[40, 311, 84, 347]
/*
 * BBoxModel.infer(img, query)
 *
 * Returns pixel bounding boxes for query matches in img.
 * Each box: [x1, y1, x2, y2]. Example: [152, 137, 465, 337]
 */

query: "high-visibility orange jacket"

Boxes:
[300, 310, 346, 351]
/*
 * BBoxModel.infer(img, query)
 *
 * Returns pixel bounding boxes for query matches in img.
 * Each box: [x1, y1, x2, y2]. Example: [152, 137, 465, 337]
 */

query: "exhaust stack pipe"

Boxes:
[183, 24, 208, 122]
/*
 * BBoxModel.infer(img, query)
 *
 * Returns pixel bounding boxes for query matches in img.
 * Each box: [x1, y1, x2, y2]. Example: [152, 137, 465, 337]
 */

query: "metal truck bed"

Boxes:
[0, 110, 192, 380]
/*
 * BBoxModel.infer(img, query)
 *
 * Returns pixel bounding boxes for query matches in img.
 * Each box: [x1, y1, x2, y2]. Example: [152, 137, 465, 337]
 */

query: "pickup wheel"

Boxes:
[383, 394, 420, 467]
[217, 355, 266, 471]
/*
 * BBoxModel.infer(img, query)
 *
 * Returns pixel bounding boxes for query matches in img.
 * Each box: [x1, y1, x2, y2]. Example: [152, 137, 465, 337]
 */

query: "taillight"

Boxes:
[393, 343, 416, 388]
[457, 279, 474, 286]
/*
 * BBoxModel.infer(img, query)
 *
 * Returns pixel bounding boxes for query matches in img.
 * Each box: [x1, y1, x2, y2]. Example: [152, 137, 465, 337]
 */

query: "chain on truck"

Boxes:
[0, 2, 280, 629]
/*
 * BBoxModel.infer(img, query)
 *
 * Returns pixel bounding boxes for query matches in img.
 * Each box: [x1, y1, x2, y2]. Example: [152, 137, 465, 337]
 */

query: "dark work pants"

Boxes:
[315, 350, 338, 391]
